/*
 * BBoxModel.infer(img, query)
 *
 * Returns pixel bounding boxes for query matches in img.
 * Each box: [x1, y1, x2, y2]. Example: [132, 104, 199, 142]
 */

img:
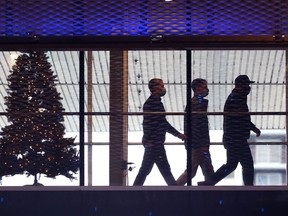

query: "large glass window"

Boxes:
[0, 49, 286, 186]
[127, 50, 286, 186]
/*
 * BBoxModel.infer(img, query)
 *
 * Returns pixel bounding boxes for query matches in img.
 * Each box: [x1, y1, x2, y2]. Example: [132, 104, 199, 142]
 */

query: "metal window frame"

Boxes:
[0, 37, 287, 186]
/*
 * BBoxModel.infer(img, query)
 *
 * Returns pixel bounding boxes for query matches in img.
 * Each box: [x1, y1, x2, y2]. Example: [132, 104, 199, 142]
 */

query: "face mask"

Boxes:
[241, 86, 251, 95]
[159, 88, 166, 97]
[201, 88, 209, 97]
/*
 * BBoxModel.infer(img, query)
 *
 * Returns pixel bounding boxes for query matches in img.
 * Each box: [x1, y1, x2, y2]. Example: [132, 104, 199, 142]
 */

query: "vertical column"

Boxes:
[109, 50, 128, 186]
[186, 50, 192, 186]
[286, 50, 288, 185]
[87, 51, 93, 185]
[79, 51, 85, 186]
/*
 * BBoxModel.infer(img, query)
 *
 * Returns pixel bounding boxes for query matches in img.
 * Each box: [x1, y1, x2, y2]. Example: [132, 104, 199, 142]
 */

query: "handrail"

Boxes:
[81, 142, 288, 146]
[0, 111, 285, 116]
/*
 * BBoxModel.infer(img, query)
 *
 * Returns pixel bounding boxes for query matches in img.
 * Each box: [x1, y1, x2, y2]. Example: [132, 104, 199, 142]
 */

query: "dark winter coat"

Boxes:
[223, 89, 257, 145]
[184, 98, 210, 149]
[142, 94, 181, 146]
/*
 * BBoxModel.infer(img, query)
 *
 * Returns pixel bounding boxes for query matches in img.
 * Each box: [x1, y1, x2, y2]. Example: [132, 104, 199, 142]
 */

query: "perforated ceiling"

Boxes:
[0, 0, 287, 37]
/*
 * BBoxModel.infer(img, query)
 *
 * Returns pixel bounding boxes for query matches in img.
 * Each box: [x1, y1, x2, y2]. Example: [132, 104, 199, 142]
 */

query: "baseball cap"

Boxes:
[235, 75, 255, 85]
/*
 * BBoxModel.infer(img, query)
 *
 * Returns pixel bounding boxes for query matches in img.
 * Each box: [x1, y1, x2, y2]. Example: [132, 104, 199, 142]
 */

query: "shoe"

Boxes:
[197, 181, 214, 186]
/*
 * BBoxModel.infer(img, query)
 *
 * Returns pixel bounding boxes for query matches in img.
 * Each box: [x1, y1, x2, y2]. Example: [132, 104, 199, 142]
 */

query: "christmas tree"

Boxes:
[0, 51, 79, 184]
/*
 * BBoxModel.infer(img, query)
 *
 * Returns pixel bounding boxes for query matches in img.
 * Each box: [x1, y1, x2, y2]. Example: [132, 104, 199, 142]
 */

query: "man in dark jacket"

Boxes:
[198, 75, 261, 186]
[177, 78, 214, 185]
[133, 78, 186, 186]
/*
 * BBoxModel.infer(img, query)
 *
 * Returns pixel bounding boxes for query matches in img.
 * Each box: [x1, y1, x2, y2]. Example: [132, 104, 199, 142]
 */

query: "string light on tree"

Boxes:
[0, 51, 79, 185]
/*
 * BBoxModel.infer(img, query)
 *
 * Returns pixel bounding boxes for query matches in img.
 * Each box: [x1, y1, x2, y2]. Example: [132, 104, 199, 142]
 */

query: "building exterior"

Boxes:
[0, 1, 288, 214]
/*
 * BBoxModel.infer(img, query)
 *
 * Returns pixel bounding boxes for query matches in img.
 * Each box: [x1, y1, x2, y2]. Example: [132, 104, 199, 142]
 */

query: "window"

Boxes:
[0, 50, 287, 186]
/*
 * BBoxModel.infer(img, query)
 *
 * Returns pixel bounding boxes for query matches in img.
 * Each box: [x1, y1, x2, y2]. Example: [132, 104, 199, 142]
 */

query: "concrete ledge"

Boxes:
[0, 186, 287, 216]
[1, 185, 288, 191]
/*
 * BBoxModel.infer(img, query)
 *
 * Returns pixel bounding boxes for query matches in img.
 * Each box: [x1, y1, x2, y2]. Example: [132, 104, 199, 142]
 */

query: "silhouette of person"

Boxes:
[133, 78, 186, 186]
[198, 75, 261, 186]
[176, 78, 214, 185]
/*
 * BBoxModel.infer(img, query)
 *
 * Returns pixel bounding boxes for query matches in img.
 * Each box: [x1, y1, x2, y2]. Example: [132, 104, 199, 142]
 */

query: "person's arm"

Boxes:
[248, 121, 261, 137]
[236, 96, 261, 137]
[165, 107, 186, 141]
[165, 120, 185, 140]
[152, 97, 186, 140]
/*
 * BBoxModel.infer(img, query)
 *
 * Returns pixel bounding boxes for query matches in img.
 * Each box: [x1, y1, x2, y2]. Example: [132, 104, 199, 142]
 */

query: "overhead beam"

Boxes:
[0, 36, 287, 50]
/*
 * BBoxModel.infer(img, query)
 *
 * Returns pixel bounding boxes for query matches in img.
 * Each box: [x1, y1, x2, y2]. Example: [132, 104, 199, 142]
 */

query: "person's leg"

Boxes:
[155, 146, 177, 185]
[133, 147, 155, 186]
[176, 149, 199, 185]
[176, 170, 187, 185]
[198, 145, 239, 185]
[199, 147, 214, 182]
[240, 142, 254, 185]
[212, 146, 240, 184]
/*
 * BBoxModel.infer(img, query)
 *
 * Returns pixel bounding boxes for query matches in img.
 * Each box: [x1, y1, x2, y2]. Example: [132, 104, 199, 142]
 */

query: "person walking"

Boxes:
[133, 78, 186, 186]
[177, 78, 214, 185]
[198, 75, 261, 186]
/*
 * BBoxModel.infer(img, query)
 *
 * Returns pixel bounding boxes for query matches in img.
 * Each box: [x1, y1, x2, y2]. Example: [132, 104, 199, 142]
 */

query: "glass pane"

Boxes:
[191, 50, 286, 186]
[128, 50, 186, 186]
[84, 51, 110, 186]
[0, 51, 80, 186]
[127, 49, 286, 186]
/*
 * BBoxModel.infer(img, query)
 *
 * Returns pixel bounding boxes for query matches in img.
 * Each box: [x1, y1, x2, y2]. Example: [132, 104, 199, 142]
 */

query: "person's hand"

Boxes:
[254, 128, 261, 137]
[178, 133, 186, 141]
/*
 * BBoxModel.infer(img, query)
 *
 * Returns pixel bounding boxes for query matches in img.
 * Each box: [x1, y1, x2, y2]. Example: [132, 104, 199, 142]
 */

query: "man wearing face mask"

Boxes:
[133, 78, 186, 186]
[198, 75, 261, 186]
[177, 78, 214, 185]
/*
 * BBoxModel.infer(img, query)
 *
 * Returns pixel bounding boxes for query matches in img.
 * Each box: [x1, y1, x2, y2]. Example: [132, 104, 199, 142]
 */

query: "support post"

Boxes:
[186, 50, 192, 186]
[286, 49, 288, 185]
[109, 50, 128, 186]
[87, 51, 93, 185]
[79, 51, 85, 186]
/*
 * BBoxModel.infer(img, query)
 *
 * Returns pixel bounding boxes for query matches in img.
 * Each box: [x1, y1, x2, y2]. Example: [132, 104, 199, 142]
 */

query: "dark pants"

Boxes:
[212, 139, 254, 185]
[177, 146, 214, 185]
[133, 144, 176, 186]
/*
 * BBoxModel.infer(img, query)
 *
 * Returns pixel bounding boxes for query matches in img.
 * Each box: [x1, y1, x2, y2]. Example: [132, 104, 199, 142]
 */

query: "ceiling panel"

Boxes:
[0, 0, 287, 36]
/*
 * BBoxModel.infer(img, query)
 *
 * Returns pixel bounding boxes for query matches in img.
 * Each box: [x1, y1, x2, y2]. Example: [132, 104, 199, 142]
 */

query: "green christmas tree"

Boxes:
[0, 51, 79, 184]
